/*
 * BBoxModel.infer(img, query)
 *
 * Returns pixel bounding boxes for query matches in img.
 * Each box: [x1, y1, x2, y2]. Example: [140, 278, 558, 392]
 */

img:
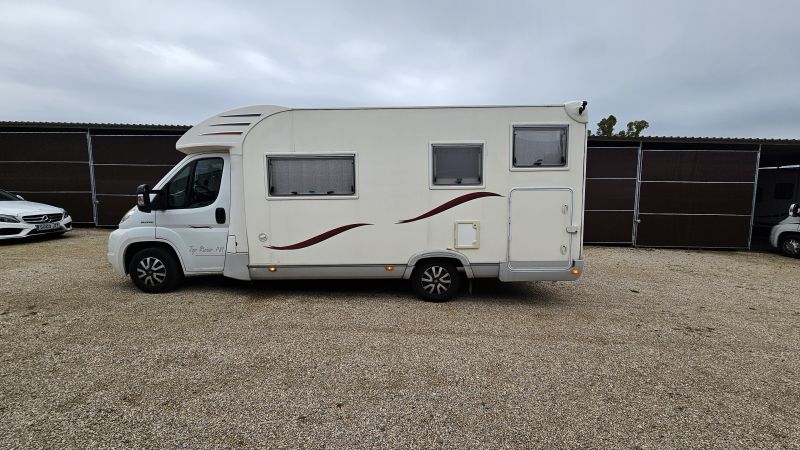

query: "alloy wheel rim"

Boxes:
[783, 239, 800, 255]
[421, 265, 452, 295]
[136, 257, 167, 286]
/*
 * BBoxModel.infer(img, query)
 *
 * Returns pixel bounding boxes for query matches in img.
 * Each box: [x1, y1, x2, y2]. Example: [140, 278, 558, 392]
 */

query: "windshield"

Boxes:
[0, 189, 21, 201]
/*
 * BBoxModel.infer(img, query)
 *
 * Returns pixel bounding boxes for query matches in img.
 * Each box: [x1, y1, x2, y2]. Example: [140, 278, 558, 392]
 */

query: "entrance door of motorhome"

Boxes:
[508, 188, 574, 270]
[155, 155, 231, 272]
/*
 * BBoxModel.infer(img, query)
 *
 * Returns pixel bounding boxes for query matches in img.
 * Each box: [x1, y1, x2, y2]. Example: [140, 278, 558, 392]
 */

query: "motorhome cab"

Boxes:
[770, 203, 800, 257]
[108, 102, 589, 301]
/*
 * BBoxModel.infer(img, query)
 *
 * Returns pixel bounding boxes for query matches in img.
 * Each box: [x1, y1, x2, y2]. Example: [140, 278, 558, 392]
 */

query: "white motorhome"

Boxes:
[108, 102, 589, 301]
[770, 203, 800, 257]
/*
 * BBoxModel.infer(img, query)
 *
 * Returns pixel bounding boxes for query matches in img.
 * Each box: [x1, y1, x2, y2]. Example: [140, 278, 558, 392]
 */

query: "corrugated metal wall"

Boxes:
[90, 134, 184, 225]
[635, 143, 758, 248]
[0, 131, 94, 223]
[585, 140, 761, 248]
[584, 144, 639, 244]
[0, 126, 185, 225]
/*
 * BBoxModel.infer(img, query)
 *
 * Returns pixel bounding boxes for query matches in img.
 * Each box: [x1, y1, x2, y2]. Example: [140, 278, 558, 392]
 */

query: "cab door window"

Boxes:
[188, 158, 224, 207]
[163, 157, 224, 209]
[165, 163, 192, 208]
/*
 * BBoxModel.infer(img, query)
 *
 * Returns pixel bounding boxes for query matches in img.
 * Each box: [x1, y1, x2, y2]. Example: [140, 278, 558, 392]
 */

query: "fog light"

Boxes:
[268, 266, 277, 272]
[384, 265, 394, 271]
[570, 268, 581, 276]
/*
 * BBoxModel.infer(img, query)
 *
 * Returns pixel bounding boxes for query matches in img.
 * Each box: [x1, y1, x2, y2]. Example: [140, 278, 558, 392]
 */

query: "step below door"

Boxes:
[508, 187, 574, 271]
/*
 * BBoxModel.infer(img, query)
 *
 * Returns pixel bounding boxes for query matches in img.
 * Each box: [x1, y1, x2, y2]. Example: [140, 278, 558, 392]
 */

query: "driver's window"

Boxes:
[163, 157, 224, 209]
[165, 163, 192, 208]
[188, 158, 223, 208]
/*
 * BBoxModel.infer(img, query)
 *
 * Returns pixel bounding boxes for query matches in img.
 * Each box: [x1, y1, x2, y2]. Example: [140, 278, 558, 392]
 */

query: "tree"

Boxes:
[595, 115, 617, 137]
[591, 115, 650, 137]
[625, 120, 650, 137]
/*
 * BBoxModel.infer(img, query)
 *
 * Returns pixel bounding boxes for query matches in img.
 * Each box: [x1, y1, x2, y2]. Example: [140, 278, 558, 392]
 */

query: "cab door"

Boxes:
[155, 154, 230, 272]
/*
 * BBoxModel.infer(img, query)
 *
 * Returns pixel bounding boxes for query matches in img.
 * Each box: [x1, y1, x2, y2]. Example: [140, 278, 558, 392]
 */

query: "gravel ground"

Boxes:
[0, 229, 798, 449]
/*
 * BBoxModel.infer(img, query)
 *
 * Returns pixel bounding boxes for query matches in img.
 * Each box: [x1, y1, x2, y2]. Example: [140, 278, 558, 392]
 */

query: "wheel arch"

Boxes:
[403, 250, 474, 279]
[123, 240, 185, 275]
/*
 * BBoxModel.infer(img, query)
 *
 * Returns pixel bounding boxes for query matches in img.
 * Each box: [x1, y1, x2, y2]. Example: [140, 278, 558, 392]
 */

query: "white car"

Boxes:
[769, 203, 800, 258]
[0, 189, 73, 240]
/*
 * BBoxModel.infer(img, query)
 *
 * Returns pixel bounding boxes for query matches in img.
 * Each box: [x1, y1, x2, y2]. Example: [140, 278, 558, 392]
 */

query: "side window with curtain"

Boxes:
[431, 144, 483, 186]
[267, 155, 356, 197]
[512, 126, 568, 167]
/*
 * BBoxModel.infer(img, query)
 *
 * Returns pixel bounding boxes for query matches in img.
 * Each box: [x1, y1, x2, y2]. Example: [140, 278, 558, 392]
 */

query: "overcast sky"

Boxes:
[1, 0, 799, 138]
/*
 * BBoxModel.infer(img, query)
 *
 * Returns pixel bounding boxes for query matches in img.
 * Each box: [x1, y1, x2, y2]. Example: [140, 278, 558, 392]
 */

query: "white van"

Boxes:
[108, 102, 588, 301]
[770, 203, 800, 257]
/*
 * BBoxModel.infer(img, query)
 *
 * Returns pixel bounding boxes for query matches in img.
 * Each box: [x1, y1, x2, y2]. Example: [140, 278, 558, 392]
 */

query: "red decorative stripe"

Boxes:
[201, 131, 243, 136]
[267, 223, 372, 250]
[397, 192, 503, 224]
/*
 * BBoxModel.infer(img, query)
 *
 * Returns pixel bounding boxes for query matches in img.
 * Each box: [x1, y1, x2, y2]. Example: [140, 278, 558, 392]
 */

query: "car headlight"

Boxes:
[62, 209, 70, 219]
[119, 207, 135, 224]
[0, 214, 20, 223]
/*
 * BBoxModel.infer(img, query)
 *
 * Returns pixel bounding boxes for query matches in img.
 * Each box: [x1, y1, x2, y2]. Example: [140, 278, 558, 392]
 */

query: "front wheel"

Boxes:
[129, 247, 183, 293]
[779, 234, 800, 258]
[411, 260, 462, 302]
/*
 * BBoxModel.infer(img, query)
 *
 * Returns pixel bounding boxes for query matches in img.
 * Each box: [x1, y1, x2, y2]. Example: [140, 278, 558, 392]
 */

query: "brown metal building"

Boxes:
[0, 122, 187, 226]
[586, 137, 800, 248]
[2, 121, 799, 248]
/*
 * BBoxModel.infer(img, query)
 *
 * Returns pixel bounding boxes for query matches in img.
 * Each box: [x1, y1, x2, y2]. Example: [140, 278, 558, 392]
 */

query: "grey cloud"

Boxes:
[0, 0, 798, 138]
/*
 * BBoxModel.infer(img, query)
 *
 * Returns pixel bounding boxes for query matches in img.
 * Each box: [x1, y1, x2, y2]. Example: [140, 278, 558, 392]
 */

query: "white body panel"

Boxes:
[770, 216, 800, 248]
[108, 102, 588, 283]
[154, 153, 231, 272]
[508, 188, 574, 270]
[242, 105, 586, 279]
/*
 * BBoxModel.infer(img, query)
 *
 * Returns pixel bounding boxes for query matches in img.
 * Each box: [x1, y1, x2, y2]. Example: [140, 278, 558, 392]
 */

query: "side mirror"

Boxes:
[136, 184, 152, 213]
[15, 194, 24, 200]
[790, 203, 799, 217]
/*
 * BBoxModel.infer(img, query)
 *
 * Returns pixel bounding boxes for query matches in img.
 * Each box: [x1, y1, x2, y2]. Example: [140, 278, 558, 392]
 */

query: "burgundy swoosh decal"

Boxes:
[397, 192, 503, 224]
[267, 223, 372, 250]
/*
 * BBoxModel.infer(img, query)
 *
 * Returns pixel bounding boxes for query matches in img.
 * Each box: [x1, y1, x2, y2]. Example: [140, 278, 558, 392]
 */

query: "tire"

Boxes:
[779, 234, 800, 258]
[411, 260, 462, 302]
[129, 247, 183, 293]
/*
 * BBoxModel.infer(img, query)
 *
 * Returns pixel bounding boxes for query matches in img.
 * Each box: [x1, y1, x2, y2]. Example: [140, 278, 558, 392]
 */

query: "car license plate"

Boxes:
[36, 223, 60, 231]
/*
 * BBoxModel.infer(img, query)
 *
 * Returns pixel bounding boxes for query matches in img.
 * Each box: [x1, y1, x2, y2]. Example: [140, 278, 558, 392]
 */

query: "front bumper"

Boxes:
[0, 217, 72, 240]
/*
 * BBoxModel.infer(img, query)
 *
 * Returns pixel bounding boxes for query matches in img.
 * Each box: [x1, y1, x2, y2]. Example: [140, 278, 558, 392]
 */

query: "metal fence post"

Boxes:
[86, 130, 98, 225]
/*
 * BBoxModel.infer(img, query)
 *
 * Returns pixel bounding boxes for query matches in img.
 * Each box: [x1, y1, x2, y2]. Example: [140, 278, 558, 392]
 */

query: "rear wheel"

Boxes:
[411, 260, 461, 302]
[779, 234, 800, 258]
[129, 247, 183, 293]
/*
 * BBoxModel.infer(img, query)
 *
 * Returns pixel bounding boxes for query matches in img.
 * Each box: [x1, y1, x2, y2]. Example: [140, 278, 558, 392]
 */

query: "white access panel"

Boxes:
[508, 188, 573, 270]
[454, 221, 480, 249]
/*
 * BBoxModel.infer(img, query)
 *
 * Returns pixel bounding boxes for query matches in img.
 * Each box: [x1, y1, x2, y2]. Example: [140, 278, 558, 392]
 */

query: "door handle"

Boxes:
[215, 207, 226, 224]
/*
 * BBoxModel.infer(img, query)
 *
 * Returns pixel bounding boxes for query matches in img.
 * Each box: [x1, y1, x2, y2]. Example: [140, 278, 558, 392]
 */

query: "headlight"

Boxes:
[0, 214, 20, 223]
[62, 209, 70, 219]
[119, 207, 135, 224]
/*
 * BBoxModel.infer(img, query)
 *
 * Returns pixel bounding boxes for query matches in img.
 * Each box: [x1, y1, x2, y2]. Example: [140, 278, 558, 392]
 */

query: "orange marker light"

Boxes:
[268, 266, 278, 272]
[570, 268, 581, 276]
[384, 265, 394, 271]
